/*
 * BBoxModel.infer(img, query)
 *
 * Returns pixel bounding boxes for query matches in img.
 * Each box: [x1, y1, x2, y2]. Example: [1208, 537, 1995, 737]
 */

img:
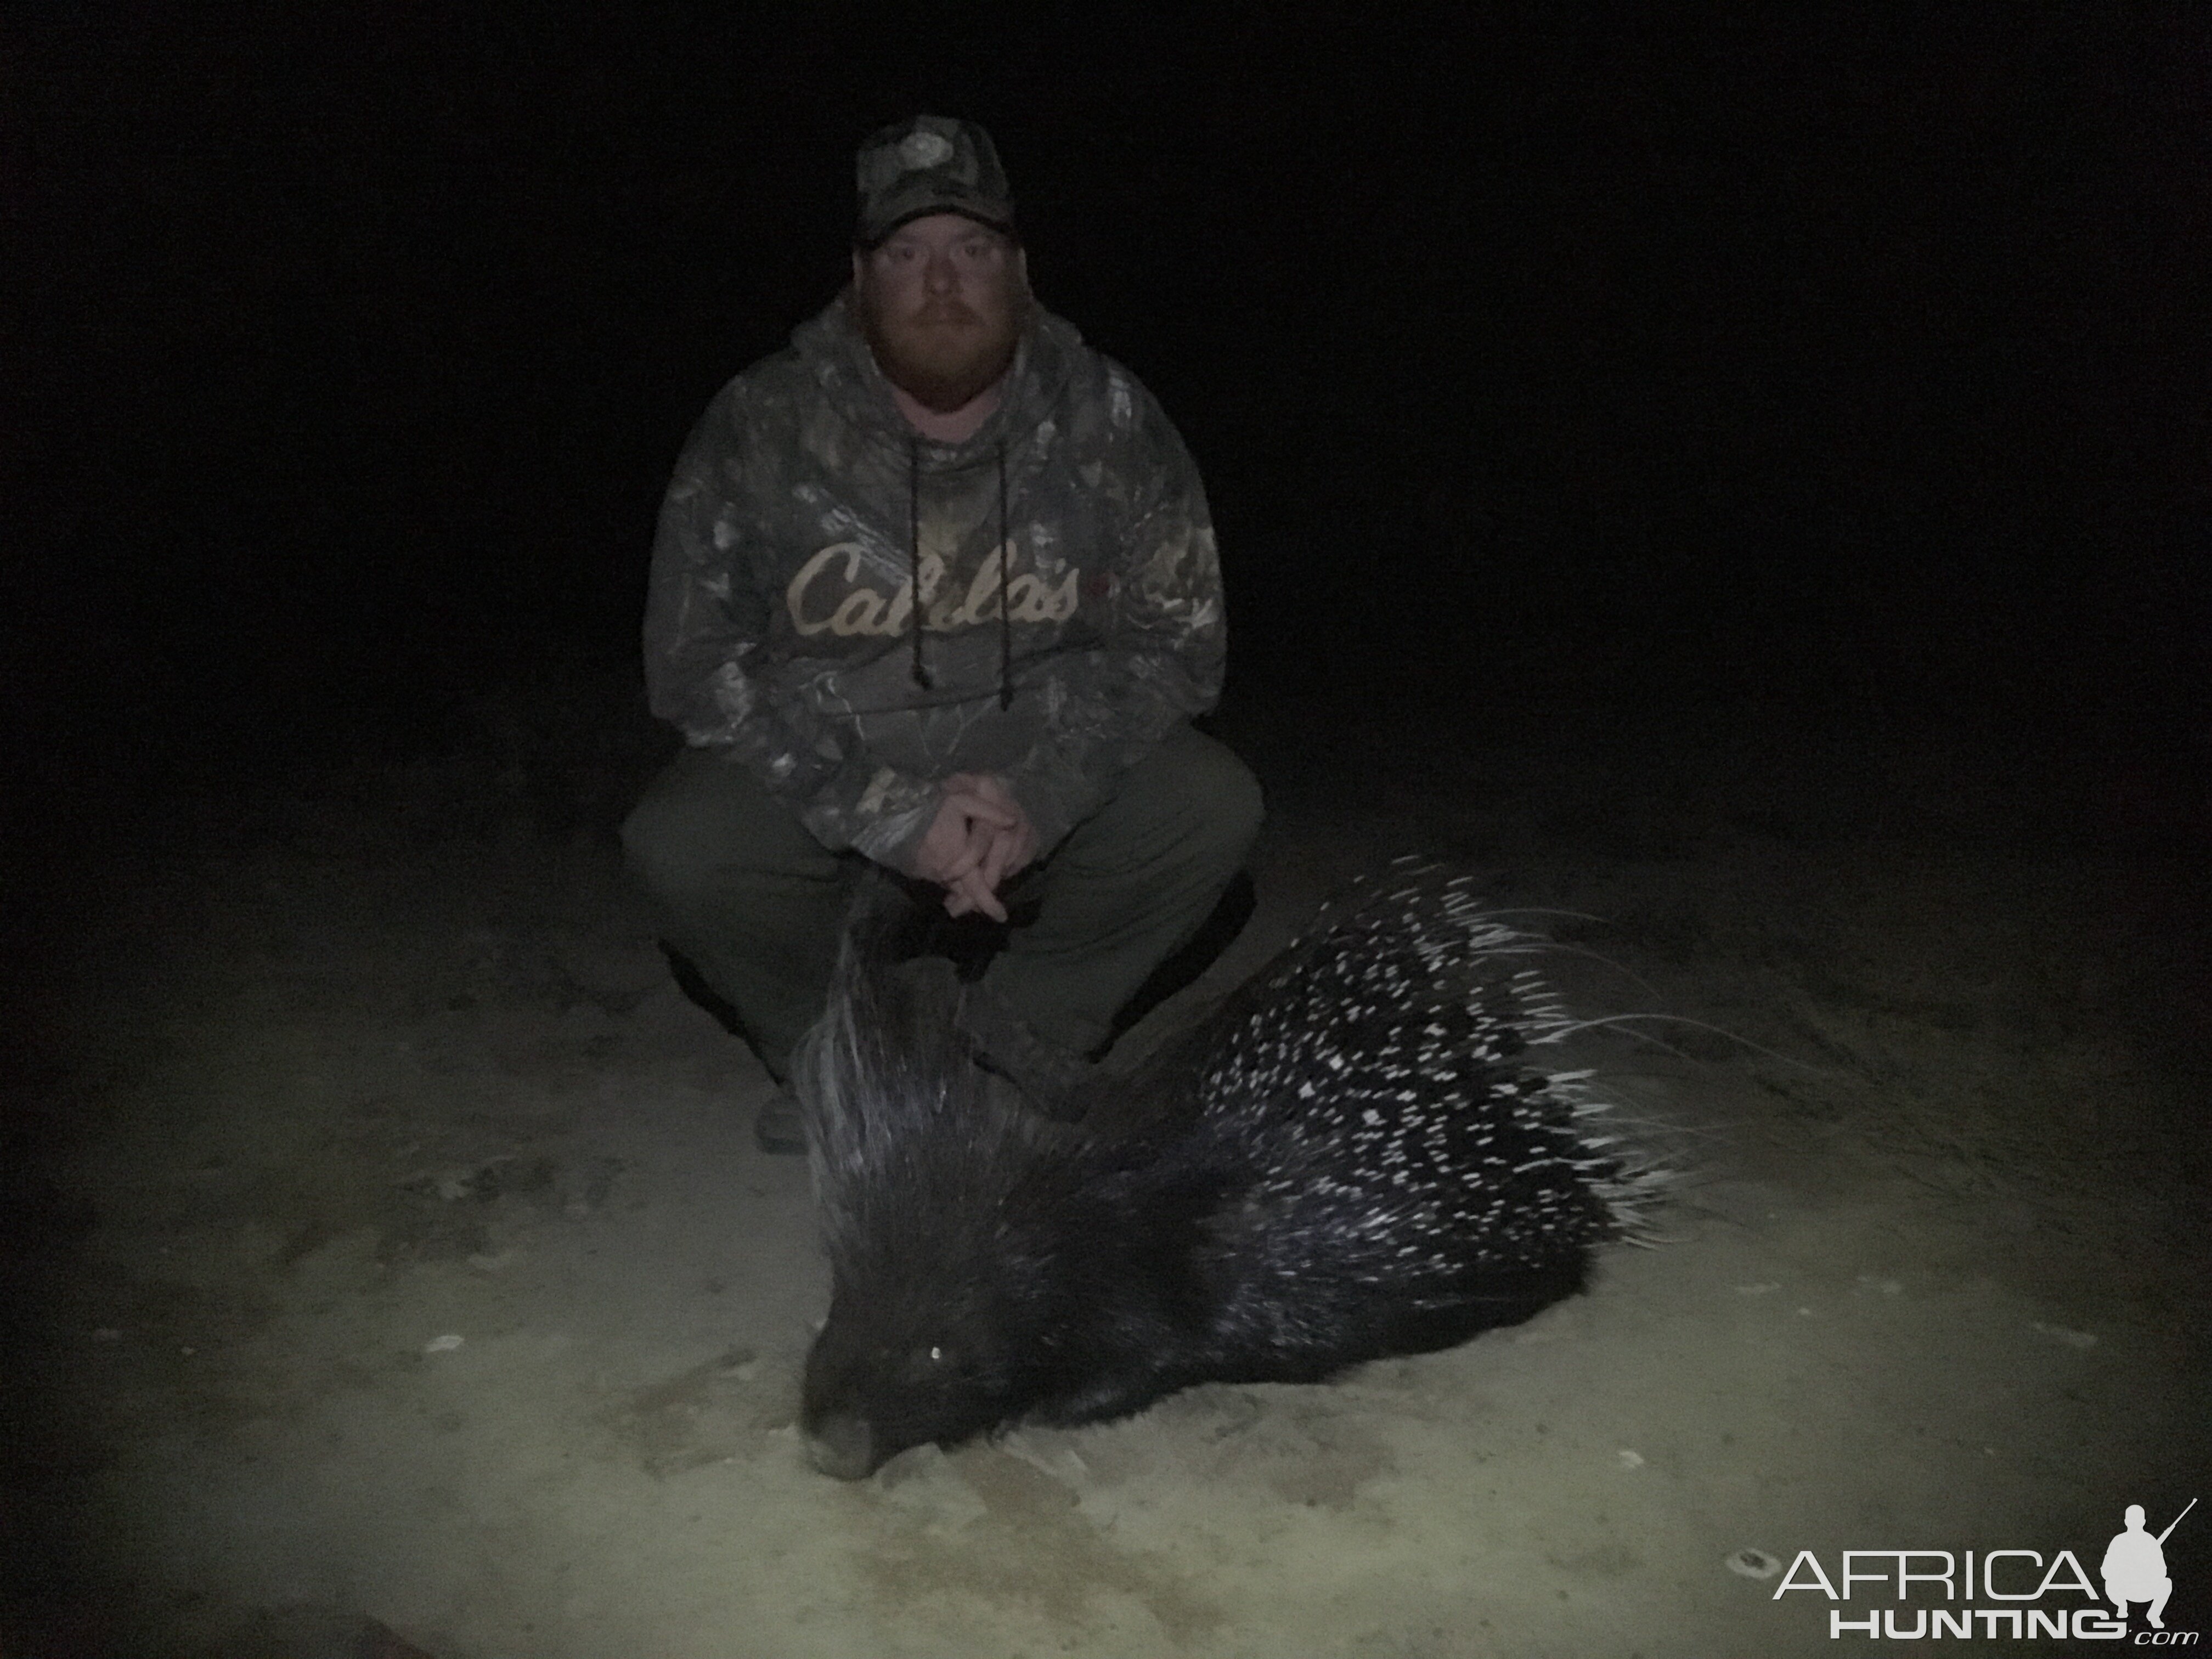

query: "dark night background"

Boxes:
[5, 3, 2205, 838]
[2, 8, 2209, 1647]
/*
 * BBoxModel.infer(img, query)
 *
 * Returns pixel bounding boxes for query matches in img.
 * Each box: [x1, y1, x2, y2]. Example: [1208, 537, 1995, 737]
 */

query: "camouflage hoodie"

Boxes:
[642, 290, 1226, 868]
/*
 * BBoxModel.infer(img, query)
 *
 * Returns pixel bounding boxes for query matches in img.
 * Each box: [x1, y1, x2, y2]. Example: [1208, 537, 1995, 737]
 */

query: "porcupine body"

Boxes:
[795, 857, 1668, 1480]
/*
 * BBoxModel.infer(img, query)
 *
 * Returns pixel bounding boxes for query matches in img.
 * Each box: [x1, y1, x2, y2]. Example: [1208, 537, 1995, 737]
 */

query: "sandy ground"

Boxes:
[7, 695, 2208, 1657]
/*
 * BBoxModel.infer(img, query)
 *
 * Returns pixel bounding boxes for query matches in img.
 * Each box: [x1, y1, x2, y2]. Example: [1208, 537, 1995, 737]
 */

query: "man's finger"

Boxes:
[969, 872, 1008, 922]
[947, 870, 1007, 923]
[911, 834, 972, 887]
[978, 828, 1014, 893]
[939, 788, 1019, 828]
[989, 821, 1033, 886]
[937, 836, 985, 883]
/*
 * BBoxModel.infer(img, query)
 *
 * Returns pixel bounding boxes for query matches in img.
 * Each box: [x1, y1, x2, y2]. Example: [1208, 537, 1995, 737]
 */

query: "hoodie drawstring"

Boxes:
[906, 433, 1014, 710]
[997, 441, 1013, 712]
[908, 433, 930, 690]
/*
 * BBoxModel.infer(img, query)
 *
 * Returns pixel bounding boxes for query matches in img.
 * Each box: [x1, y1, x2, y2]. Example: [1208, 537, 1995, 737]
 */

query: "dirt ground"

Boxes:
[7, 691, 2208, 1657]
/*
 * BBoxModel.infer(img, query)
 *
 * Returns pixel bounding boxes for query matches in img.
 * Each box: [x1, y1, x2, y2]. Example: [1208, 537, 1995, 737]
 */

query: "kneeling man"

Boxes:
[622, 115, 1261, 1150]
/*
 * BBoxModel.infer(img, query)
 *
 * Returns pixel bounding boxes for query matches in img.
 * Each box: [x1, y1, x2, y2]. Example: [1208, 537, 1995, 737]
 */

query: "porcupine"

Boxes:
[793, 855, 1669, 1480]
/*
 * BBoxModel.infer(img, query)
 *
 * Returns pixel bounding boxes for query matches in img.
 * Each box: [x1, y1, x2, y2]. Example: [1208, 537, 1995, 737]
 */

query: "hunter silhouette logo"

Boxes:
[2106, 1499, 2192, 1631]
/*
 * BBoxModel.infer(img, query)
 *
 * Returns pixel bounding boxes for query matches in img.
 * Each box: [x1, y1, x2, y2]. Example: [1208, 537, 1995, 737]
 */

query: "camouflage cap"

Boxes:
[854, 115, 1015, 248]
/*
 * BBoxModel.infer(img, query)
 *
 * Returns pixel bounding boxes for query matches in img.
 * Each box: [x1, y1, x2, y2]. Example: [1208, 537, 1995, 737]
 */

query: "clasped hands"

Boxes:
[907, 772, 1037, 922]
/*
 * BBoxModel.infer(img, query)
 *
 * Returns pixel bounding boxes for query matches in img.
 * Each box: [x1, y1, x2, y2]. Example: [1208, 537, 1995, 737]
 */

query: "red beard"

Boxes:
[856, 289, 1026, 414]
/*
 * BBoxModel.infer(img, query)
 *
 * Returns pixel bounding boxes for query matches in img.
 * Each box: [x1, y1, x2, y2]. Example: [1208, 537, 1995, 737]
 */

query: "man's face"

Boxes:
[851, 213, 1030, 414]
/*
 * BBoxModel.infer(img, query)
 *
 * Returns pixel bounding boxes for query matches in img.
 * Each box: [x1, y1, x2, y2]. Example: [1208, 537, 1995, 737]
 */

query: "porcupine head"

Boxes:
[792, 896, 1118, 1481]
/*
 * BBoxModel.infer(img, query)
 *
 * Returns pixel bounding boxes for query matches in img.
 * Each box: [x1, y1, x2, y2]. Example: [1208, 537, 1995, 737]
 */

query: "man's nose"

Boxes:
[923, 252, 960, 291]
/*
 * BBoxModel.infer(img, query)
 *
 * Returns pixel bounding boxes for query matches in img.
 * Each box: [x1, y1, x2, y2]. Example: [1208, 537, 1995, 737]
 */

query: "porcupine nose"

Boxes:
[804, 1414, 877, 1481]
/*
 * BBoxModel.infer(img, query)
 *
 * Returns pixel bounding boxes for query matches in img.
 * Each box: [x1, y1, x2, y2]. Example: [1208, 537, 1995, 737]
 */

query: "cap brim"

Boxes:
[857, 201, 1016, 249]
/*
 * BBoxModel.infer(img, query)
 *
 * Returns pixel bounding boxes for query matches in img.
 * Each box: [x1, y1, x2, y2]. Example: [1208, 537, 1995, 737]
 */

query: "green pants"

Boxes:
[619, 723, 1263, 1082]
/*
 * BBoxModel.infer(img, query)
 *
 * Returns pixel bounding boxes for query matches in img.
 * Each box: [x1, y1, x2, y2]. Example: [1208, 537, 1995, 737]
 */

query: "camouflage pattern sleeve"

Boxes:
[641, 382, 942, 865]
[1002, 374, 1227, 854]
